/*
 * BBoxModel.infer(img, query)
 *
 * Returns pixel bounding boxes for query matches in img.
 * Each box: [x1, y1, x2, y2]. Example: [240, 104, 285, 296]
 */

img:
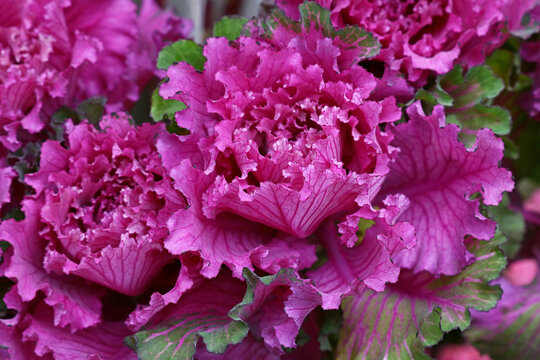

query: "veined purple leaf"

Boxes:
[380, 102, 513, 275]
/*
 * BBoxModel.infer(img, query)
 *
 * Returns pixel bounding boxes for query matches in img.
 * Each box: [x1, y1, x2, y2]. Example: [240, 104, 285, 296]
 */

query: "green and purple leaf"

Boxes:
[336, 234, 506, 360]
[126, 315, 248, 360]
[126, 274, 249, 359]
[264, 2, 380, 61]
[416, 65, 511, 136]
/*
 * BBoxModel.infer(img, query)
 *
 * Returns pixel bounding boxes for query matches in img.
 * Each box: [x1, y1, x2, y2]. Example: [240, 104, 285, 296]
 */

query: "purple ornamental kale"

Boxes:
[0, 114, 184, 358]
[0, 0, 190, 151]
[157, 3, 513, 326]
[158, 3, 417, 313]
[277, 0, 535, 89]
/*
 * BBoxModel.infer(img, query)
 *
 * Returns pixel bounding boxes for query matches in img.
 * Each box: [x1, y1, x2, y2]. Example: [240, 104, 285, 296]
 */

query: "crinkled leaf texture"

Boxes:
[379, 102, 513, 275]
[229, 268, 322, 350]
[158, 0, 392, 281]
[0, 0, 190, 150]
[23, 303, 137, 360]
[0, 200, 104, 332]
[336, 234, 506, 360]
[466, 262, 540, 360]
[277, 0, 519, 86]
[160, 2, 397, 240]
[162, 158, 315, 280]
[22, 114, 182, 297]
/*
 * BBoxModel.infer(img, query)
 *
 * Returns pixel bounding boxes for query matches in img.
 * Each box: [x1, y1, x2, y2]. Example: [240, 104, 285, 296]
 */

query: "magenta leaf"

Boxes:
[229, 268, 322, 350]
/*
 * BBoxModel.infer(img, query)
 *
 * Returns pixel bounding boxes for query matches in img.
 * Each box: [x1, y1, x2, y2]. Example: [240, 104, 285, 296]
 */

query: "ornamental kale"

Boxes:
[1, 0, 537, 359]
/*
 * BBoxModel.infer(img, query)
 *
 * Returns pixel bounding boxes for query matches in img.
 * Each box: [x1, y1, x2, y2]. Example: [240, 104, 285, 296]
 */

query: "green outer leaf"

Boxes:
[439, 65, 504, 108]
[446, 104, 511, 135]
[76, 96, 107, 127]
[126, 313, 248, 360]
[150, 86, 187, 122]
[336, 235, 506, 360]
[199, 320, 249, 353]
[166, 121, 190, 136]
[318, 310, 343, 352]
[49, 97, 106, 140]
[486, 47, 533, 92]
[417, 64, 512, 137]
[502, 137, 519, 160]
[213, 17, 249, 41]
[157, 40, 206, 71]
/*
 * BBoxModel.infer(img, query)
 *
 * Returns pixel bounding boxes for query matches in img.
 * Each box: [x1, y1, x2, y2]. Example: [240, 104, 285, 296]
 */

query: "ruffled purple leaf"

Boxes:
[164, 159, 308, 279]
[126, 253, 203, 332]
[0, 160, 15, 208]
[159, 2, 400, 241]
[22, 303, 137, 360]
[379, 102, 513, 275]
[24, 114, 184, 296]
[229, 268, 322, 350]
[308, 199, 415, 309]
[0, 200, 104, 331]
[0, 0, 189, 150]
[204, 165, 371, 239]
